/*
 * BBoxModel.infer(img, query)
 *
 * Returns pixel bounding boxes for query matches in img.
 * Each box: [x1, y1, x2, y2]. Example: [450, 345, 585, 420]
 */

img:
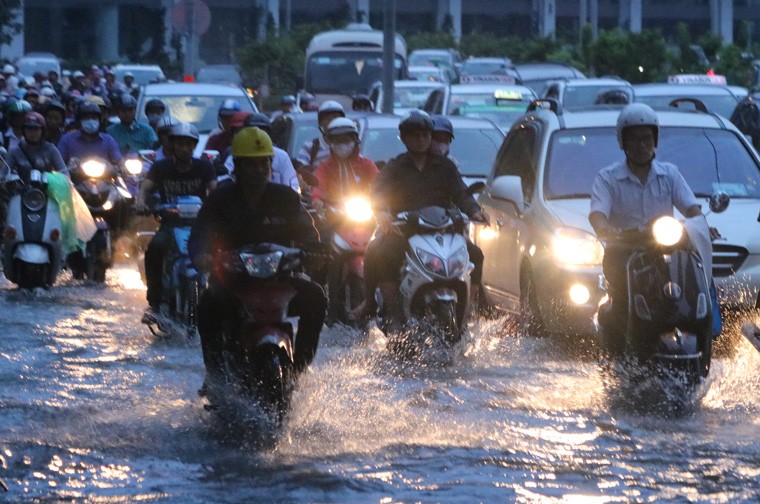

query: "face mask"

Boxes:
[331, 141, 356, 159]
[430, 141, 450, 157]
[81, 119, 100, 134]
[147, 113, 161, 124]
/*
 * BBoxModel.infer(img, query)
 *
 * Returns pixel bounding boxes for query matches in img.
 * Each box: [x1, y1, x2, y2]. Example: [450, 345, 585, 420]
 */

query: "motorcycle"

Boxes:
[206, 243, 306, 426]
[322, 195, 374, 325]
[142, 196, 206, 338]
[66, 157, 133, 282]
[378, 206, 474, 357]
[1, 170, 63, 289]
[121, 151, 159, 278]
[594, 214, 716, 407]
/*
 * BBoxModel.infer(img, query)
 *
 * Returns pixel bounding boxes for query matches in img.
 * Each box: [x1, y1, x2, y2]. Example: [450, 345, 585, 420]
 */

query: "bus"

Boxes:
[304, 23, 407, 107]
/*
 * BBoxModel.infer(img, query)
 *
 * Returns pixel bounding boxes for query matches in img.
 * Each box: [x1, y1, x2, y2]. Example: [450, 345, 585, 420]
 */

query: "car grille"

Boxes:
[712, 244, 748, 277]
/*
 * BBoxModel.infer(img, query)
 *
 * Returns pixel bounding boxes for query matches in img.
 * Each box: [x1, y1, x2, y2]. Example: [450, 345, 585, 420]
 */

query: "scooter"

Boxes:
[66, 157, 133, 282]
[206, 243, 305, 426]
[594, 214, 716, 407]
[322, 194, 374, 325]
[142, 196, 206, 337]
[2, 170, 63, 289]
[378, 206, 474, 357]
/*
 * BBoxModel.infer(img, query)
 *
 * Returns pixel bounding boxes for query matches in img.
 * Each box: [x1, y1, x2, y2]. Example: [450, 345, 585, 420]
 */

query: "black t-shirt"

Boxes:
[146, 157, 215, 203]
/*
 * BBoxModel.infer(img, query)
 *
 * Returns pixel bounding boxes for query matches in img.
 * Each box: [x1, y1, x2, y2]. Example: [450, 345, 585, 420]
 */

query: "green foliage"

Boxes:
[0, 0, 21, 48]
[588, 28, 667, 83]
[715, 44, 753, 87]
[698, 33, 723, 62]
[406, 32, 456, 53]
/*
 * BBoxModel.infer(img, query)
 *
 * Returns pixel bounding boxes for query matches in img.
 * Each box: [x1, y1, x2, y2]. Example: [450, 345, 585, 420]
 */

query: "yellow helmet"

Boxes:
[232, 127, 274, 158]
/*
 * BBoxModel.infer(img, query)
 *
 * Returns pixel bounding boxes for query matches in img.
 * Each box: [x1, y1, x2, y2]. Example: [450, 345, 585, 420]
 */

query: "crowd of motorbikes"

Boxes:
[1, 144, 757, 432]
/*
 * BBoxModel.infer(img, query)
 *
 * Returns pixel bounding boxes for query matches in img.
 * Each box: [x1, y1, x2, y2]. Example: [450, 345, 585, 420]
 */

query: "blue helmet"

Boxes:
[218, 99, 241, 116]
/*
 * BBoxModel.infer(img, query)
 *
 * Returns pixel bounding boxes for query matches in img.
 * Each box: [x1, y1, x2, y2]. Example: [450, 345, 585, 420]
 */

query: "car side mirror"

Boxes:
[489, 175, 524, 214]
[709, 191, 730, 214]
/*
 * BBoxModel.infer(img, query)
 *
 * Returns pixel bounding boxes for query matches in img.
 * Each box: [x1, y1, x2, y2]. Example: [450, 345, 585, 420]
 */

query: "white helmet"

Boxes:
[2, 64, 14, 75]
[318, 100, 345, 120]
[325, 117, 359, 140]
[169, 122, 199, 141]
[616, 103, 659, 148]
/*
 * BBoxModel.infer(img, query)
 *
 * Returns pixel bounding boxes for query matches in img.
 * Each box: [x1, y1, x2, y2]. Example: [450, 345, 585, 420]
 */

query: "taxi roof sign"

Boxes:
[494, 89, 523, 101]
[667, 74, 727, 85]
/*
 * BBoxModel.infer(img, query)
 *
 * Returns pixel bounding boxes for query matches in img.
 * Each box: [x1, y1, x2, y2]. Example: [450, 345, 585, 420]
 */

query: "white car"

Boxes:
[136, 82, 258, 155]
[474, 100, 760, 336]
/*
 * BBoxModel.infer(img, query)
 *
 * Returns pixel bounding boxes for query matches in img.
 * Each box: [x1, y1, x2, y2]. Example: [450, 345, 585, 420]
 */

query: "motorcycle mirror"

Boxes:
[709, 192, 730, 214]
[467, 181, 486, 196]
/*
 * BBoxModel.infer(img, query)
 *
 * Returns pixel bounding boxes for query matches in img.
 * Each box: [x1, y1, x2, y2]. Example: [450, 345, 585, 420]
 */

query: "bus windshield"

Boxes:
[306, 51, 405, 95]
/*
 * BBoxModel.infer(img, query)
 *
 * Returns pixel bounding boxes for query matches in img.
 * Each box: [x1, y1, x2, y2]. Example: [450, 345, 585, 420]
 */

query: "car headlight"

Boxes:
[552, 227, 604, 266]
[344, 196, 373, 222]
[81, 159, 106, 178]
[124, 159, 143, 175]
[652, 216, 683, 246]
[447, 246, 469, 277]
[239, 250, 283, 278]
[416, 248, 446, 276]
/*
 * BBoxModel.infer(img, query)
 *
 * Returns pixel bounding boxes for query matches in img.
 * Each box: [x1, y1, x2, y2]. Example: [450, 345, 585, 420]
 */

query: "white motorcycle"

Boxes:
[2, 170, 63, 289]
[378, 206, 474, 356]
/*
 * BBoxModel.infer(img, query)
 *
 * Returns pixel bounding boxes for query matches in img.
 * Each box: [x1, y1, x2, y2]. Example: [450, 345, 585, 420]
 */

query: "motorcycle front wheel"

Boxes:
[16, 260, 49, 289]
[254, 349, 292, 426]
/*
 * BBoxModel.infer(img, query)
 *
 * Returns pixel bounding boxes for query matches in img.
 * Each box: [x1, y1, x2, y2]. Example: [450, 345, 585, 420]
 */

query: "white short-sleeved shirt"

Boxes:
[590, 159, 700, 230]
[223, 146, 300, 191]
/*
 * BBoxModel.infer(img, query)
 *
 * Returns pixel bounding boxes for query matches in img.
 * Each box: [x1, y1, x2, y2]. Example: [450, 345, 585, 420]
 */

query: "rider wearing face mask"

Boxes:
[7, 112, 68, 183]
[311, 117, 378, 210]
[57, 101, 122, 166]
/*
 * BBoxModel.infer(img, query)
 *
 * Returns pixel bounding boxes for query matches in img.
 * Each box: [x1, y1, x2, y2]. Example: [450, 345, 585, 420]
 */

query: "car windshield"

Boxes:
[544, 127, 760, 200]
[196, 67, 241, 85]
[448, 92, 531, 130]
[306, 51, 405, 95]
[562, 85, 632, 107]
[395, 86, 439, 109]
[115, 69, 164, 86]
[409, 68, 444, 82]
[148, 94, 255, 133]
[409, 53, 451, 67]
[461, 62, 508, 75]
[362, 126, 503, 176]
[636, 93, 738, 118]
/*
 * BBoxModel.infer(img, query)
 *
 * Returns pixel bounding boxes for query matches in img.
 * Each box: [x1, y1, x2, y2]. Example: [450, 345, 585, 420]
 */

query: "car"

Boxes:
[408, 48, 464, 73]
[424, 83, 537, 132]
[136, 82, 257, 155]
[459, 57, 517, 84]
[473, 100, 760, 337]
[542, 78, 634, 108]
[633, 81, 746, 118]
[195, 64, 243, 86]
[357, 114, 505, 185]
[408, 65, 453, 83]
[113, 64, 166, 86]
[512, 62, 586, 95]
[368, 80, 446, 115]
[16, 52, 61, 77]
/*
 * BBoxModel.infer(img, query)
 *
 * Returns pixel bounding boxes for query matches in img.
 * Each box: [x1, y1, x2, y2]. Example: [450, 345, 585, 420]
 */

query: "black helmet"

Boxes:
[243, 112, 272, 131]
[45, 99, 66, 115]
[77, 101, 102, 119]
[352, 94, 373, 111]
[431, 115, 454, 138]
[399, 110, 434, 135]
[144, 98, 165, 114]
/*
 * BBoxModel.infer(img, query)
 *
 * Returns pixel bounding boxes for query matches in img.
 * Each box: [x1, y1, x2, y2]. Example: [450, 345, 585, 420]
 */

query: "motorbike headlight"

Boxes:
[23, 188, 46, 212]
[344, 196, 373, 222]
[239, 250, 284, 278]
[447, 246, 469, 277]
[416, 248, 446, 276]
[124, 159, 143, 175]
[652, 216, 683, 246]
[552, 227, 604, 266]
[81, 159, 106, 178]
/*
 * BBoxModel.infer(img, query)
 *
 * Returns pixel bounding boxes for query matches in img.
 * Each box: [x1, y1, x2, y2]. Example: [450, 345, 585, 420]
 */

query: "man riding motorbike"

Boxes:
[154, 115, 180, 162]
[57, 101, 122, 166]
[187, 126, 327, 383]
[6, 112, 68, 182]
[2, 99, 32, 150]
[349, 110, 488, 322]
[144, 99, 166, 133]
[588, 103, 719, 351]
[107, 95, 158, 155]
[43, 100, 67, 145]
[135, 122, 217, 323]
[221, 112, 300, 191]
[205, 99, 241, 153]
[294, 100, 345, 176]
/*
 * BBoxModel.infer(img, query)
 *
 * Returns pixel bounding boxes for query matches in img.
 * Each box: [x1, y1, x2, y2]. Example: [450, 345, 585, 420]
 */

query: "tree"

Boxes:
[0, 0, 21, 47]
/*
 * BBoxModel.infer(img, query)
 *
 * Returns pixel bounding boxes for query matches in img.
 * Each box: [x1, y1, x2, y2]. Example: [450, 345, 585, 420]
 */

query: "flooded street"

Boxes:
[1, 264, 759, 503]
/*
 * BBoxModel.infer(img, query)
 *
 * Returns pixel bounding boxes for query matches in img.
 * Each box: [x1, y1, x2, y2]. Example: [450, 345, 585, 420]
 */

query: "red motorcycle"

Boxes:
[322, 195, 374, 324]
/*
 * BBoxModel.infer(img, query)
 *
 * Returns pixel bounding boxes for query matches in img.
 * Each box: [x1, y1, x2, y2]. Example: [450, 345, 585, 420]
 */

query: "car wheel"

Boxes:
[520, 269, 547, 338]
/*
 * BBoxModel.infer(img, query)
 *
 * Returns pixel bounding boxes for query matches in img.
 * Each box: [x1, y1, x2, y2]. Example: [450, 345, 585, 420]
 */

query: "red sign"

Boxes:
[171, 0, 211, 36]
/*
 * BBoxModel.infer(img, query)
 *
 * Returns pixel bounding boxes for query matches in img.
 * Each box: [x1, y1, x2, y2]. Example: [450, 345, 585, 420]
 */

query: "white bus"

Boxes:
[304, 23, 408, 107]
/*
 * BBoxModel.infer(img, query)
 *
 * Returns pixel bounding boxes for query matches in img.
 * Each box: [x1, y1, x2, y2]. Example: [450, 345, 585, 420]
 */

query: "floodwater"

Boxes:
[1, 264, 758, 503]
